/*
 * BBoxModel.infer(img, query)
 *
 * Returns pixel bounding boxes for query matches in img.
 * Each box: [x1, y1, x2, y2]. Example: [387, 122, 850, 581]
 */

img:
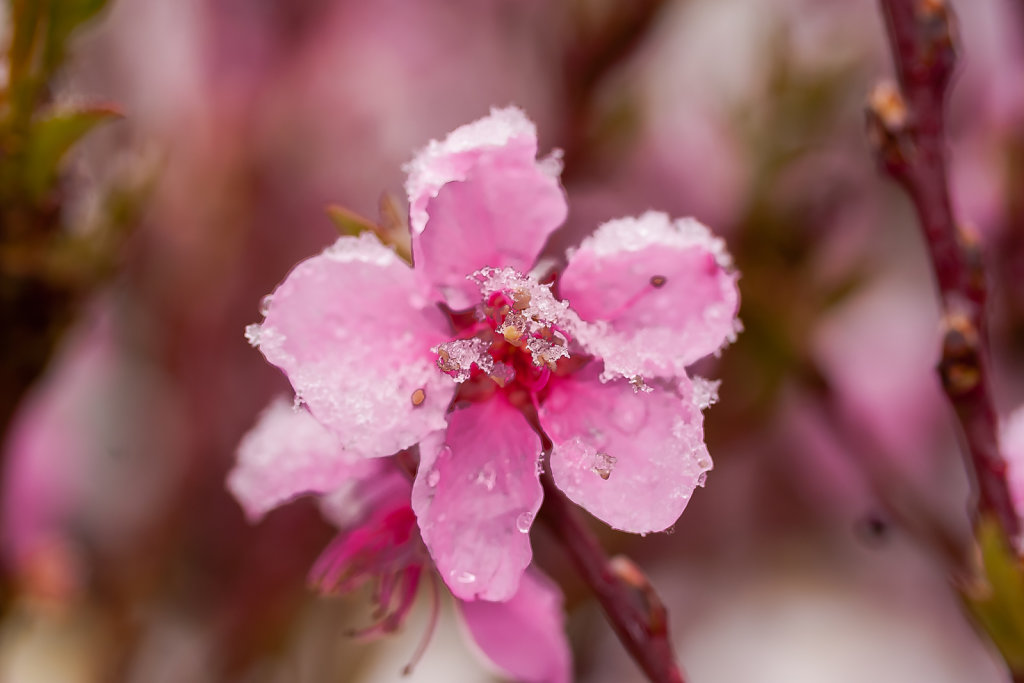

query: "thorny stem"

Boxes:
[867, 0, 1021, 540]
[539, 471, 684, 683]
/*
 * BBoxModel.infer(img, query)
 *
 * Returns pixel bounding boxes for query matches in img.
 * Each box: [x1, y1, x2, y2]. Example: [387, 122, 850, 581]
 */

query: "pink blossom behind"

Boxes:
[230, 397, 571, 682]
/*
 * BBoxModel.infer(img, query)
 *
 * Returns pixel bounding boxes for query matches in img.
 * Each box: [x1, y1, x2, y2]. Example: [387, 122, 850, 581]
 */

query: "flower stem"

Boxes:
[867, 0, 1021, 541]
[539, 472, 685, 683]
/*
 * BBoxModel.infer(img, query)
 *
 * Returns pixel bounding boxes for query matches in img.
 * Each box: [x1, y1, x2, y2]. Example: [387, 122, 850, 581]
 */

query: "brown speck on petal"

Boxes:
[650, 275, 667, 288]
[411, 388, 426, 407]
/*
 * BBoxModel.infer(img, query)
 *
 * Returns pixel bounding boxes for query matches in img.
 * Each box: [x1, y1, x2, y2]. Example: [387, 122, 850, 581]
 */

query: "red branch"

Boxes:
[867, 0, 1020, 539]
[539, 473, 684, 683]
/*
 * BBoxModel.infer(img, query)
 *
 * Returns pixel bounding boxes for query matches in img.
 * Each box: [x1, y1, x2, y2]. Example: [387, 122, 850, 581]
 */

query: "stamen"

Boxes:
[402, 571, 441, 677]
[410, 388, 426, 406]
[511, 289, 532, 310]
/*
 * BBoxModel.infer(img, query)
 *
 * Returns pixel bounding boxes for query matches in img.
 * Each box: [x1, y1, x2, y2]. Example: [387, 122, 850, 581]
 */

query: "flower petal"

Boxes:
[227, 397, 380, 521]
[539, 365, 713, 533]
[249, 233, 455, 458]
[563, 211, 740, 381]
[405, 107, 568, 309]
[457, 567, 572, 683]
[412, 397, 542, 601]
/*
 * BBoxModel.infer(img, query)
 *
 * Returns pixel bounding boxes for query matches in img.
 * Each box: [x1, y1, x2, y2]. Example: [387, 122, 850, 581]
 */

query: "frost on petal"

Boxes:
[250, 233, 455, 458]
[434, 337, 494, 382]
[539, 366, 713, 533]
[412, 398, 542, 601]
[227, 397, 381, 522]
[564, 211, 740, 382]
[457, 568, 572, 683]
[405, 107, 568, 309]
[1003, 407, 1024, 521]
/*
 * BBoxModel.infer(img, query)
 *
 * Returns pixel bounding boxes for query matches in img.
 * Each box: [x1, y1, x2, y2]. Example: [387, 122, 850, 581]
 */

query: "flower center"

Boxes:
[432, 268, 577, 401]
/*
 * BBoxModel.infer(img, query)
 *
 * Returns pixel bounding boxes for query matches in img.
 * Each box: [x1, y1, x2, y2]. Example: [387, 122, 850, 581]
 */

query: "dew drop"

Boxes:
[426, 468, 440, 487]
[475, 463, 497, 491]
[259, 294, 273, 316]
[591, 452, 617, 480]
[450, 570, 476, 584]
[612, 395, 647, 434]
[515, 512, 534, 533]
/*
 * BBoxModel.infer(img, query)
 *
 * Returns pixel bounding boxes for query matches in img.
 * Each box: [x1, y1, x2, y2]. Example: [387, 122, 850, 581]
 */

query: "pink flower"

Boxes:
[229, 399, 571, 683]
[239, 106, 739, 603]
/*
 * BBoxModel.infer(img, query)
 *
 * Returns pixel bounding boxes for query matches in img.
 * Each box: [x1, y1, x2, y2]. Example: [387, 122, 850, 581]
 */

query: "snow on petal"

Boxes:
[227, 397, 384, 522]
[564, 211, 740, 382]
[457, 568, 572, 683]
[539, 365, 712, 533]
[405, 107, 568, 309]
[249, 233, 455, 458]
[412, 397, 542, 601]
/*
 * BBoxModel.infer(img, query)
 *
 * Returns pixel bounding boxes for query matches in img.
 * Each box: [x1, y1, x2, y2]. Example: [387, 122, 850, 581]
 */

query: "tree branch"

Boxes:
[867, 0, 1020, 540]
[539, 472, 684, 683]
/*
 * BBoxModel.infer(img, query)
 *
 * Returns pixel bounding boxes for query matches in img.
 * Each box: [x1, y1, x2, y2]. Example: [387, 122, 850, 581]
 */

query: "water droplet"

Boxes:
[426, 469, 440, 487]
[591, 452, 617, 480]
[450, 570, 476, 584]
[696, 472, 707, 487]
[259, 294, 273, 316]
[612, 395, 647, 434]
[475, 463, 496, 491]
[516, 511, 534, 533]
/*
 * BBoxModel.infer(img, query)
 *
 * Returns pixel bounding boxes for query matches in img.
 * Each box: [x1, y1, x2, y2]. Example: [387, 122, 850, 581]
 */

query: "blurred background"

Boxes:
[1, 0, 1023, 681]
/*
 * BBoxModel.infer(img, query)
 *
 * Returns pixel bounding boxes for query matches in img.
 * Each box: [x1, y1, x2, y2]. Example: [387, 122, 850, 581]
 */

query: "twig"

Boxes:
[539, 472, 684, 683]
[867, 0, 1020, 540]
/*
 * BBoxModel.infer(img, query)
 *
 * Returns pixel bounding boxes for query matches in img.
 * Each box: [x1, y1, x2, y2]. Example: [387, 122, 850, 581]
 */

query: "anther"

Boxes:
[411, 388, 426, 407]
[650, 275, 667, 288]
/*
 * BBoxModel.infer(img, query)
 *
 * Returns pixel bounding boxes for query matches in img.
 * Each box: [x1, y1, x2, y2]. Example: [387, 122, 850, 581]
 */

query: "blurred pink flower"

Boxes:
[239, 107, 739, 602]
[1002, 407, 1024, 522]
[230, 399, 571, 683]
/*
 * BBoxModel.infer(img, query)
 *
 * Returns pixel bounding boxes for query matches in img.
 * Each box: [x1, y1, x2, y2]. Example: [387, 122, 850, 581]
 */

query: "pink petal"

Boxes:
[563, 211, 740, 381]
[405, 107, 568, 309]
[412, 398, 542, 601]
[227, 397, 381, 522]
[458, 567, 572, 683]
[248, 233, 455, 458]
[539, 365, 713, 533]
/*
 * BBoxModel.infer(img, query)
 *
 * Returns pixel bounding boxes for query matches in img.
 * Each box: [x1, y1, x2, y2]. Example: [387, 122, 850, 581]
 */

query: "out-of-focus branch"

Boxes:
[866, 0, 1020, 541]
[539, 472, 684, 683]
[561, 0, 670, 179]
